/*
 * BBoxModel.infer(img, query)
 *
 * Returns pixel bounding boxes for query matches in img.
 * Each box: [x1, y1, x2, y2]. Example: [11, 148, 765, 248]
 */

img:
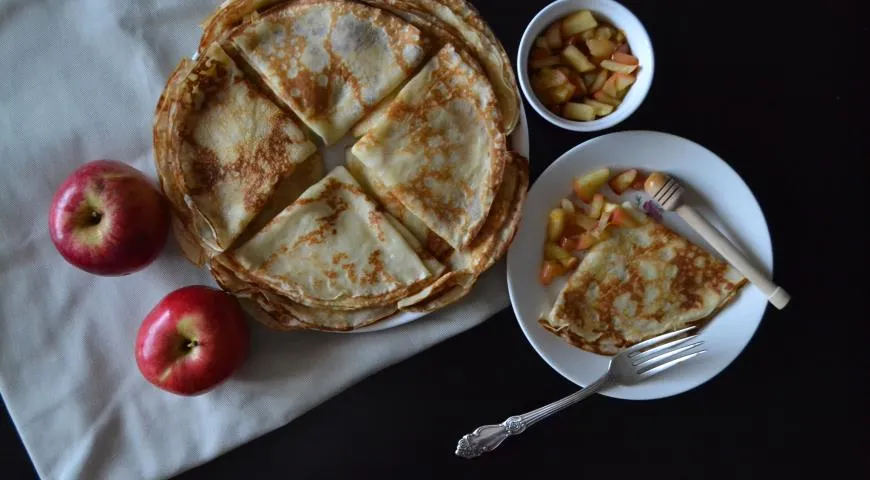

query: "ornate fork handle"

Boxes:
[455, 376, 610, 458]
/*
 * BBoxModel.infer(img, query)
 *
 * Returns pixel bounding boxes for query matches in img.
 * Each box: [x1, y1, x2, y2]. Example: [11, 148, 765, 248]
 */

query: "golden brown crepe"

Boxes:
[540, 206, 747, 355]
[228, 0, 429, 144]
[153, 43, 317, 260]
[399, 153, 528, 312]
[197, 0, 520, 135]
[210, 256, 399, 331]
[351, 43, 509, 250]
[358, 0, 520, 133]
[227, 166, 437, 310]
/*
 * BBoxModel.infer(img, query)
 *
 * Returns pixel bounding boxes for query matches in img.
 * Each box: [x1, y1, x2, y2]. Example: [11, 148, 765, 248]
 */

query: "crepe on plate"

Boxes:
[197, 0, 520, 135]
[209, 254, 400, 331]
[540, 205, 747, 355]
[351, 43, 508, 250]
[225, 166, 442, 310]
[228, 0, 429, 144]
[400, 153, 528, 312]
[358, 0, 520, 133]
[153, 42, 317, 259]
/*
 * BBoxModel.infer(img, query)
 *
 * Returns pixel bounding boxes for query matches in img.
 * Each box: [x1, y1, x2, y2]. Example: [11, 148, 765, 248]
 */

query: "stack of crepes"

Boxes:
[153, 0, 529, 331]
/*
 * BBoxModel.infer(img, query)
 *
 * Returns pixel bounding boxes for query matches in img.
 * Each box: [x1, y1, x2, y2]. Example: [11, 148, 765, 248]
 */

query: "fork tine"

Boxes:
[625, 326, 696, 356]
[630, 335, 698, 365]
[659, 180, 680, 203]
[635, 341, 704, 370]
[639, 350, 706, 378]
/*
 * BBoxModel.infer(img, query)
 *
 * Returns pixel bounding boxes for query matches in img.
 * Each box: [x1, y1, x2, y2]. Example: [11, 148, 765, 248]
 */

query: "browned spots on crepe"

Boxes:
[395, 162, 465, 224]
[359, 249, 398, 287]
[292, 178, 350, 247]
[342, 261, 358, 285]
[368, 211, 387, 242]
[332, 252, 349, 265]
[183, 117, 300, 211]
[360, 250, 383, 286]
[551, 221, 742, 354]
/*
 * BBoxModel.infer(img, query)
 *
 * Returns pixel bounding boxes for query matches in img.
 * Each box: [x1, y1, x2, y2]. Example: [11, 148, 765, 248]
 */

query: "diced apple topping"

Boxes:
[530, 55, 561, 69]
[530, 47, 550, 60]
[547, 207, 566, 241]
[614, 30, 627, 43]
[576, 232, 600, 250]
[611, 51, 639, 65]
[545, 243, 579, 269]
[539, 166, 651, 286]
[587, 193, 605, 219]
[548, 83, 576, 104]
[601, 74, 620, 97]
[586, 38, 616, 58]
[574, 212, 598, 231]
[592, 90, 621, 106]
[630, 173, 647, 190]
[563, 102, 596, 121]
[600, 59, 638, 74]
[539, 260, 566, 286]
[609, 206, 640, 228]
[608, 168, 638, 194]
[582, 72, 598, 89]
[560, 235, 580, 251]
[561, 10, 598, 36]
[594, 26, 615, 40]
[612, 73, 636, 91]
[589, 69, 608, 93]
[583, 98, 614, 116]
[528, 10, 639, 122]
[532, 67, 568, 90]
[561, 45, 596, 73]
[556, 67, 586, 98]
[545, 22, 563, 50]
[572, 168, 611, 202]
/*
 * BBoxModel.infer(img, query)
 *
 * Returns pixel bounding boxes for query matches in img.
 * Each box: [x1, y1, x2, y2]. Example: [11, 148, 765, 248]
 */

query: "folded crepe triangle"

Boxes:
[228, 166, 439, 310]
[229, 0, 429, 144]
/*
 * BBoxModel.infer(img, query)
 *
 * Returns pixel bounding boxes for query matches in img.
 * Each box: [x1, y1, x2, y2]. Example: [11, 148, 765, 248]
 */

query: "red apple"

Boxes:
[136, 286, 250, 396]
[49, 160, 170, 276]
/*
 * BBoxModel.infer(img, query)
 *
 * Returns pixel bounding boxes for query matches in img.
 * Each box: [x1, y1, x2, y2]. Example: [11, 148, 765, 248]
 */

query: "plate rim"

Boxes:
[506, 130, 773, 398]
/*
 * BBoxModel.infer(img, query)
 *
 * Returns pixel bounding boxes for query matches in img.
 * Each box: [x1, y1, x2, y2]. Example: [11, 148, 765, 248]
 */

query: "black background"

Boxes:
[3, 0, 866, 477]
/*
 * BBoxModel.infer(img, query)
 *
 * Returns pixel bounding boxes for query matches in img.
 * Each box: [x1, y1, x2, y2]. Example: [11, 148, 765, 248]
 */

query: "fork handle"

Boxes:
[455, 375, 610, 458]
[675, 205, 790, 309]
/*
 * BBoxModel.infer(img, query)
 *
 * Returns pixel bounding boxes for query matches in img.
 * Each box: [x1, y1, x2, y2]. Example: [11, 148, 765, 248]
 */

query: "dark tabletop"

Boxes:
[3, 0, 866, 478]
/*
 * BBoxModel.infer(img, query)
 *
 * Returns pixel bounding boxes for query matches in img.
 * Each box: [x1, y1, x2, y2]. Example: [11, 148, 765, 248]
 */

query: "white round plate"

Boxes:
[346, 107, 530, 333]
[507, 131, 772, 399]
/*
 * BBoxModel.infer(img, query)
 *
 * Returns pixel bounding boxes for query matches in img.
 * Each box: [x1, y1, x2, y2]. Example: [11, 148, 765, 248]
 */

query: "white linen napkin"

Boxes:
[0, 0, 511, 477]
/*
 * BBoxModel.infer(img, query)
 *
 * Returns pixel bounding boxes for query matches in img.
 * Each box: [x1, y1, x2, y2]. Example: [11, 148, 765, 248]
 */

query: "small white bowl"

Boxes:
[517, 0, 654, 132]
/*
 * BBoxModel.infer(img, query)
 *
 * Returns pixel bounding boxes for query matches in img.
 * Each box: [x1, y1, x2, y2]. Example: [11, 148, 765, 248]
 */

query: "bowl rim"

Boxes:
[517, 0, 655, 132]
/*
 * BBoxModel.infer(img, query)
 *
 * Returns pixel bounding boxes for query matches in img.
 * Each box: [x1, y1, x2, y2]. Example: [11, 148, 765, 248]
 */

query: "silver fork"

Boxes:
[454, 326, 705, 458]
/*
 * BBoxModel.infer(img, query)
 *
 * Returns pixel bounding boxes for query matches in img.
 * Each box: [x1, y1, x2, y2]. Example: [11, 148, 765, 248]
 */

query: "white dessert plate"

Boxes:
[507, 131, 772, 399]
